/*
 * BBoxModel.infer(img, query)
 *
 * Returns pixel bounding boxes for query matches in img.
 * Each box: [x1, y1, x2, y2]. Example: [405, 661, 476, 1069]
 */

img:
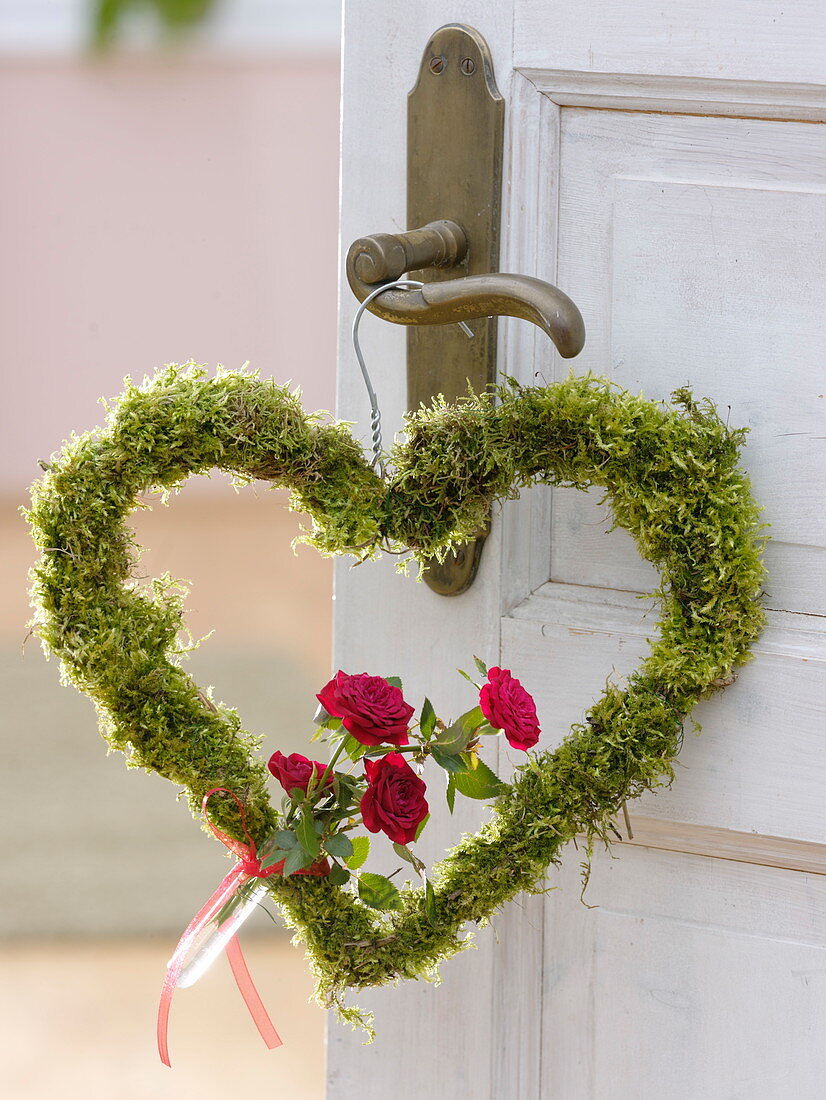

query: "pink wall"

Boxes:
[0, 55, 341, 494]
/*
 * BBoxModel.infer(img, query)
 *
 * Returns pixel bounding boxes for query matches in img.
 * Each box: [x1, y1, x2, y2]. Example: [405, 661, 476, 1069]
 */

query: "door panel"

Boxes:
[505, 587, 826, 843]
[548, 110, 826, 613]
[542, 849, 826, 1100]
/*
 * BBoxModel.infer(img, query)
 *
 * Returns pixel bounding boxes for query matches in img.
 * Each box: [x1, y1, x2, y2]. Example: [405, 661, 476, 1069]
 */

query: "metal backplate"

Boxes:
[408, 24, 504, 595]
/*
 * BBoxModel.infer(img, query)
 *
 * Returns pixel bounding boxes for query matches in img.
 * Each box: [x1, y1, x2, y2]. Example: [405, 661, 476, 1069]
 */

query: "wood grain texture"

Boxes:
[514, 0, 826, 85]
[541, 847, 826, 1100]
[486, 71, 558, 1096]
[521, 67, 826, 121]
[619, 815, 826, 876]
[498, 70, 559, 612]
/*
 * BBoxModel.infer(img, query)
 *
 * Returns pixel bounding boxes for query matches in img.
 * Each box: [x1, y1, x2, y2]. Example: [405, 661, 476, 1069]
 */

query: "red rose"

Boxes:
[360, 754, 429, 845]
[479, 667, 541, 751]
[316, 671, 414, 747]
[268, 750, 332, 794]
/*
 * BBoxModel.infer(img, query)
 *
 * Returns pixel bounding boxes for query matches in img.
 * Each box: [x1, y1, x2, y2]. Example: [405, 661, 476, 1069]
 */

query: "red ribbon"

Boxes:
[157, 788, 292, 1067]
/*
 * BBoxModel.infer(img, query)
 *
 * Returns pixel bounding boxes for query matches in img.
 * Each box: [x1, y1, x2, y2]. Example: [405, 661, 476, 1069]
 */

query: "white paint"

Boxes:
[514, 0, 826, 85]
[334, 3, 826, 1096]
[549, 109, 826, 615]
[542, 848, 826, 1099]
[506, 584, 826, 842]
[521, 67, 826, 121]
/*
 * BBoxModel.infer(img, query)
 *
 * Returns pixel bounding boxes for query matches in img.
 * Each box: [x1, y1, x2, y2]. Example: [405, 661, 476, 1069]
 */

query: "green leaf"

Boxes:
[273, 829, 297, 850]
[296, 807, 320, 858]
[433, 723, 467, 755]
[392, 842, 425, 874]
[304, 769, 320, 801]
[258, 849, 289, 871]
[342, 734, 368, 762]
[414, 813, 430, 841]
[334, 784, 355, 813]
[476, 722, 499, 736]
[458, 704, 485, 733]
[431, 747, 469, 774]
[434, 707, 483, 755]
[282, 844, 312, 877]
[456, 667, 480, 688]
[327, 863, 351, 887]
[384, 676, 403, 690]
[334, 772, 359, 796]
[451, 758, 507, 801]
[424, 878, 438, 924]
[473, 655, 489, 678]
[325, 833, 354, 860]
[345, 835, 371, 870]
[419, 697, 437, 739]
[446, 775, 456, 813]
[313, 704, 342, 731]
[358, 872, 402, 911]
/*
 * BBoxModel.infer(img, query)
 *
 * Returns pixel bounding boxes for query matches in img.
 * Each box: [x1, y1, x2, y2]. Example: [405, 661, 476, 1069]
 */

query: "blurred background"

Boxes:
[1, 2, 341, 1095]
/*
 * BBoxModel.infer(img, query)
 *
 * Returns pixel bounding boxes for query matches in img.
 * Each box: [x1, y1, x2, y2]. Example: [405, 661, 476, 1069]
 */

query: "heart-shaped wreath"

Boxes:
[27, 364, 764, 1032]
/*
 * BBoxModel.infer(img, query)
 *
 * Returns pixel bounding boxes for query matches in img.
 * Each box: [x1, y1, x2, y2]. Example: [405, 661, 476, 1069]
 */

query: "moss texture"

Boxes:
[27, 364, 765, 1023]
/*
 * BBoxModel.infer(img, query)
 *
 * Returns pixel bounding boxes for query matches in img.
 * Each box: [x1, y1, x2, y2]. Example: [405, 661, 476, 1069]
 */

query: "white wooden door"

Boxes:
[331, 4, 826, 1097]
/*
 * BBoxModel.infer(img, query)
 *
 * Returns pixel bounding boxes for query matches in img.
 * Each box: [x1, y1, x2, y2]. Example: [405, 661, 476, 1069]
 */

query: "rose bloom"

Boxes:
[268, 750, 333, 794]
[360, 754, 429, 845]
[479, 666, 541, 751]
[316, 671, 414, 747]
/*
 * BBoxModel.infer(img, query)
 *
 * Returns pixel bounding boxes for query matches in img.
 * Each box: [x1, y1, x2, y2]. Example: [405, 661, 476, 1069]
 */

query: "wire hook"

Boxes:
[352, 278, 472, 477]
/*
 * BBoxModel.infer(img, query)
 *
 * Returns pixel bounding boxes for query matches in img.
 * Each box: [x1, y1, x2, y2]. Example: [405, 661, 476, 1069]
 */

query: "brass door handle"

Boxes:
[346, 220, 585, 359]
[342, 24, 586, 597]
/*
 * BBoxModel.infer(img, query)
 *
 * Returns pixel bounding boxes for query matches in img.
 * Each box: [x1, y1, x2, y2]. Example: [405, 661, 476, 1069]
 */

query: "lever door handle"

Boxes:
[342, 23, 585, 597]
[346, 219, 585, 359]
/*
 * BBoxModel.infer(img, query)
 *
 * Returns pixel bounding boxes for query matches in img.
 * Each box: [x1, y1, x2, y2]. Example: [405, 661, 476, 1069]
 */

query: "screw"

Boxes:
[429, 55, 445, 74]
[460, 57, 476, 75]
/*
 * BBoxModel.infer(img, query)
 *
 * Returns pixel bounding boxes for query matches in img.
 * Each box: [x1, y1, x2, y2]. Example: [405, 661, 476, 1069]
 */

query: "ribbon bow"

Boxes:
[157, 787, 284, 1067]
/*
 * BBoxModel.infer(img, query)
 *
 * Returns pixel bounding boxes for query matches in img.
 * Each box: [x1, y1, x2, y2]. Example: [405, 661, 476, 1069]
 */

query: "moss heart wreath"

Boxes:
[27, 365, 764, 1028]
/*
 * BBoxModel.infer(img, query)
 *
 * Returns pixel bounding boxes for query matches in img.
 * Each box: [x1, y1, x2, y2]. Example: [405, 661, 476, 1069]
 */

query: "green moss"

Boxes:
[26, 364, 765, 1024]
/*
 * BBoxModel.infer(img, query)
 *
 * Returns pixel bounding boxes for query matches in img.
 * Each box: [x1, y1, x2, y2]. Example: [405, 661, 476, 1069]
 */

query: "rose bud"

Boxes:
[316, 671, 414, 747]
[360, 753, 429, 846]
[268, 750, 333, 794]
[479, 667, 541, 751]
